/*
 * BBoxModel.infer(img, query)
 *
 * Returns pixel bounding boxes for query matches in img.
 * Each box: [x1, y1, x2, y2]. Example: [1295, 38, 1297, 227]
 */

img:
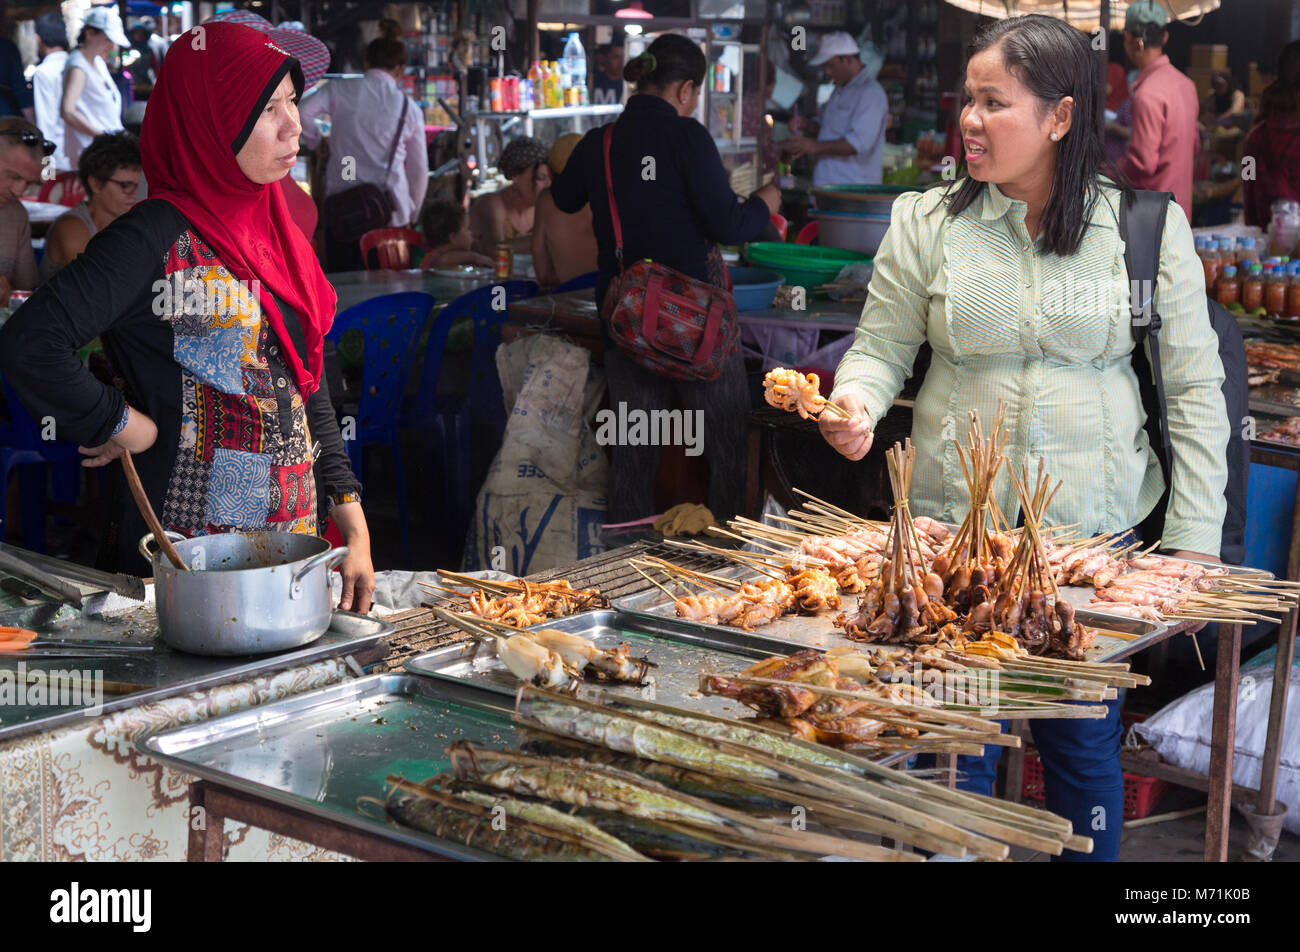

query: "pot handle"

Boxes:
[290, 546, 350, 600]
[138, 530, 188, 565]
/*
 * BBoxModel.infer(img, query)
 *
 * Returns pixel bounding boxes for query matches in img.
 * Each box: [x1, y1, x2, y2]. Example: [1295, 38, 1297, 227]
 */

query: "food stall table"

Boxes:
[504, 291, 862, 360]
[327, 268, 525, 315]
[187, 779, 441, 862]
[166, 544, 924, 862]
[0, 601, 392, 862]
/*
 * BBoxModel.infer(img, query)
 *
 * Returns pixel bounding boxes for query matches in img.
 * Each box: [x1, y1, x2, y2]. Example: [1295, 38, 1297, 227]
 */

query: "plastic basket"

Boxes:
[1021, 747, 1170, 820]
[743, 242, 871, 292]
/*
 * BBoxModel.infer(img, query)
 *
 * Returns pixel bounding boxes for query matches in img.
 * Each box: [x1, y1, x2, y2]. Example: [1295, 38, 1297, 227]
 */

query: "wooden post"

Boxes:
[1205, 622, 1242, 862]
[526, 0, 540, 65]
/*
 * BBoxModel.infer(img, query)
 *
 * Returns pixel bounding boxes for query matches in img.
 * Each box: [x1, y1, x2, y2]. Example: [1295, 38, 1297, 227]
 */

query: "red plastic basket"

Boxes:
[1021, 750, 1170, 820]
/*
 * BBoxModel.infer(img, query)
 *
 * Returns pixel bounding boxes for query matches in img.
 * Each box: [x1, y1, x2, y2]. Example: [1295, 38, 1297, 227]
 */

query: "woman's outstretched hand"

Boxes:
[819, 393, 874, 461]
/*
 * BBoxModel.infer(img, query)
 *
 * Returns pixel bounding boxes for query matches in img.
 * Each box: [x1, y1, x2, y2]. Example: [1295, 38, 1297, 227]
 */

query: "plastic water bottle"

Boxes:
[562, 32, 586, 95]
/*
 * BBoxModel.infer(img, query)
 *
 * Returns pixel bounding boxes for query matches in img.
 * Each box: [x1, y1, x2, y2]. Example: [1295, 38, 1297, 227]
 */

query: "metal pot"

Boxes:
[140, 531, 348, 656]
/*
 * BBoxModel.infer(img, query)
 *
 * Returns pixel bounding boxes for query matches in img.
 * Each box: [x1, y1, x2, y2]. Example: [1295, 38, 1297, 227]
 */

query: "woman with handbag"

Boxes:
[0, 22, 376, 612]
[549, 34, 781, 522]
[819, 15, 1228, 861]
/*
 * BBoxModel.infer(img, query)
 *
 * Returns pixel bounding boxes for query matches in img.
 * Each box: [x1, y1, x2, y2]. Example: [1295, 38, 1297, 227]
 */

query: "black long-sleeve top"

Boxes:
[0, 199, 360, 572]
[549, 94, 771, 308]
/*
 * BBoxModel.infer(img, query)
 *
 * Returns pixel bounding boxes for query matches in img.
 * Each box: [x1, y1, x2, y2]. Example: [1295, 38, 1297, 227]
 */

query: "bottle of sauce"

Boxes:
[1216, 265, 1240, 308]
[1288, 264, 1300, 319]
[1242, 264, 1265, 312]
[1220, 238, 1238, 267]
[1200, 237, 1221, 290]
[1267, 264, 1289, 317]
[1237, 236, 1260, 269]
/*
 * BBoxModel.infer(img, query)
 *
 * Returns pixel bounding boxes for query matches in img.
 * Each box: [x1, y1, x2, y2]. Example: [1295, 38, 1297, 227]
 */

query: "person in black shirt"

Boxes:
[549, 34, 780, 522]
[0, 24, 374, 612]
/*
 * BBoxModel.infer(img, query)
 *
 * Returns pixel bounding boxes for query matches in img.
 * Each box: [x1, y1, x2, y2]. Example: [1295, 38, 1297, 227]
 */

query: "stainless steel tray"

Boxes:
[612, 577, 1172, 665]
[404, 609, 787, 718]
[138, 673, 517, 862]
[0, 611, 395, 743]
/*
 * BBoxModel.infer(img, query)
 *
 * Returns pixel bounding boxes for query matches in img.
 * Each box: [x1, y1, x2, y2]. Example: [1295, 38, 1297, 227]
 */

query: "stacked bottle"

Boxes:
[1288, 263, 1300, 320]
[1267, 263, 1289, 317]
[1243, 264, 1265, 312]
[1216, 265, 1240, 309]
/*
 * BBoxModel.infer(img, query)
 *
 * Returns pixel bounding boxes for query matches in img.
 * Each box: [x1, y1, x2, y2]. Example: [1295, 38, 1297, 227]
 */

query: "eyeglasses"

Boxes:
[0, 129, 56, 157]
[107, 177, 140, 195]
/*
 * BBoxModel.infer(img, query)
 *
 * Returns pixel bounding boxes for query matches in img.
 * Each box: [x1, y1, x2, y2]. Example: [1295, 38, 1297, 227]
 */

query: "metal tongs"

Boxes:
[0, 627, 155, 657]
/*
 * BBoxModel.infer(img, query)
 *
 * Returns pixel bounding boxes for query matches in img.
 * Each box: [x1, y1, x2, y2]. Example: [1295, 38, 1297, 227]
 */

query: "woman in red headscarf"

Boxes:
[0, 22, 374, 611]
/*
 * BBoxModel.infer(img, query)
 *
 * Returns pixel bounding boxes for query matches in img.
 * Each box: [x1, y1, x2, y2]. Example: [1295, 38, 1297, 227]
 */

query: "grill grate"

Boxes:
[372, 542, 740, 672]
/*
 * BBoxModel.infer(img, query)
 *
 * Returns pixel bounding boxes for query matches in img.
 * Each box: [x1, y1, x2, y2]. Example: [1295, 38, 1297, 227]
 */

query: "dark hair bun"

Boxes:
[623, 52, 654, 84]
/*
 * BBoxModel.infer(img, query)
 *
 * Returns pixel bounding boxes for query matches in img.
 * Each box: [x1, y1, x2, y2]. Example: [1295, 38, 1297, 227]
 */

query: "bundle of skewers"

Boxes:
[430, 606, 653, 692]
[420, 571, 608, 628]
[761, 367, 851, 420]
[1086, 556, 1300, 627]
[377, 684, 1095, 861]
[702, 645, 1145, 747]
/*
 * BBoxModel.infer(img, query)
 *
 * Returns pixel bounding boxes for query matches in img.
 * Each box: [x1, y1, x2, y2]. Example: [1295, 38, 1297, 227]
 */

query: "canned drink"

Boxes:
[7, 290, 30, 309]
[489, 78, 503, 112]
[495, 244, 513, 278]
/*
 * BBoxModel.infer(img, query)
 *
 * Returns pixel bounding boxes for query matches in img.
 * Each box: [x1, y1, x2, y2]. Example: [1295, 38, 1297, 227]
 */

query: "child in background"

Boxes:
[419, 201, 495, 270]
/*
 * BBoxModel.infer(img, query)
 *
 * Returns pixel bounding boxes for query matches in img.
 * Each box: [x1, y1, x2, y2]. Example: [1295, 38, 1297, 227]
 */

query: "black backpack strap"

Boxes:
[1120, 189, 1175, 482]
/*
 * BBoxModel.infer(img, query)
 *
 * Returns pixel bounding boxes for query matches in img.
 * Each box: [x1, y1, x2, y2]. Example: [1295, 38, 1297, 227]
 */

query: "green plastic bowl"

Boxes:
[743, 242, 871, 291]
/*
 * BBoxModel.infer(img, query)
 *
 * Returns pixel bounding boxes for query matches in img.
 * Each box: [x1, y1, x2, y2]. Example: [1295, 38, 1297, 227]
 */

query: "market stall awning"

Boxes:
[942, 0, 1220, 31]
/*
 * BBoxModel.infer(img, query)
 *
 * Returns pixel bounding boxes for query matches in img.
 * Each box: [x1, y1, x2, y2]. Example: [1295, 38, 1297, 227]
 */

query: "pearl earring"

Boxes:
[1050, 133, 1060, 141]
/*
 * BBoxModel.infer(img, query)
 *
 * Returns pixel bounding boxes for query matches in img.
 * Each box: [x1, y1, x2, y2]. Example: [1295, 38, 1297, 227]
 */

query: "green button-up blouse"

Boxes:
[831, 180, 1229, 556]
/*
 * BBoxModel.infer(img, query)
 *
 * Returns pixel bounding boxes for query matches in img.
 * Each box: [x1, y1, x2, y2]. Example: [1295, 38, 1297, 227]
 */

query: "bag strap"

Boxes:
[383, 98, 409, 175]
[1120, 189, 1174, 480]
[602, 124, 624, 270]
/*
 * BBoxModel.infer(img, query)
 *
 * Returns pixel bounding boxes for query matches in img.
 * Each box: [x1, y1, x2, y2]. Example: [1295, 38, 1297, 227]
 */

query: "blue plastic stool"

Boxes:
[326, 292, 436, 569]
[401, 280, 537, 553]
[1, 377, 83, 553]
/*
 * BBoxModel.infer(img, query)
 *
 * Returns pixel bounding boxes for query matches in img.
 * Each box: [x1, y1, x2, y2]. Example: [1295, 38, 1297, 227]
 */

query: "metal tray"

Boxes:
[612, 577, 1172, 665]
[404, 609, 789, 718]
[0, 610, 395, 743]
[138, 673, 518, 862]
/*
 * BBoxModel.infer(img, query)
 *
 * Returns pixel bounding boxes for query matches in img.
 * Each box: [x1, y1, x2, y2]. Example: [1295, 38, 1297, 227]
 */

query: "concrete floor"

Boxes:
[1009, 785, 1298, 862]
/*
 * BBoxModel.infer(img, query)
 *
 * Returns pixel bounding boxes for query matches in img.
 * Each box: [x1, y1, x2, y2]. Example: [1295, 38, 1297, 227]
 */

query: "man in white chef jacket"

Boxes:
[782, 31, 887, 186]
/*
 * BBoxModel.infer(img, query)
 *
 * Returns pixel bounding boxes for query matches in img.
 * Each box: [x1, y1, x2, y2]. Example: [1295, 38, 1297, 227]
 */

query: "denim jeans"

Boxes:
[920, 695, 1125, 861]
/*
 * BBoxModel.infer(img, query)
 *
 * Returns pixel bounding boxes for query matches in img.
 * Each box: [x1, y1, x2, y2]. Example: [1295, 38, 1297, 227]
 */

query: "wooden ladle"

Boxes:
[121, 449, 186, 570]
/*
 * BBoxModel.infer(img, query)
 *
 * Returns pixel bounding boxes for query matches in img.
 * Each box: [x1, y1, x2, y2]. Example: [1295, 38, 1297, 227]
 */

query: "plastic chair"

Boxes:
[36, 171, 86, 207]
[401, 280, 538, 553]
[325, 291, 437, 568]
[795, 220, 819, 245]
[770, 213, 789, 241]
[359, 227, 423, 271]
[552, 270, 599, 294]
[0, 378, 83, 553]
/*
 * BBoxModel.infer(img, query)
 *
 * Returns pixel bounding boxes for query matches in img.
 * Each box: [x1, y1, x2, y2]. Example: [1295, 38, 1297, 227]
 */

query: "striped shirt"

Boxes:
[831, 181, 1229, 556]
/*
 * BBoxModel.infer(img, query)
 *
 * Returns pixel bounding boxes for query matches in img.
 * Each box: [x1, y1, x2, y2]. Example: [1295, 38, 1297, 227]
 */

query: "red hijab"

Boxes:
[141, 22, 335, 396]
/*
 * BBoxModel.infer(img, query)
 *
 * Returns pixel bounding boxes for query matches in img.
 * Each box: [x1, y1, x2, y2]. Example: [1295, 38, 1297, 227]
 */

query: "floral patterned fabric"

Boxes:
[0, 659, 351, 862]
[158, 229, 317, 538]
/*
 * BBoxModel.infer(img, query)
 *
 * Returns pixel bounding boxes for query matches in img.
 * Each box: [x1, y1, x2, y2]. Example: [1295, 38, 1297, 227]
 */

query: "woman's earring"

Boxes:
[1050, 133, 1060, 141]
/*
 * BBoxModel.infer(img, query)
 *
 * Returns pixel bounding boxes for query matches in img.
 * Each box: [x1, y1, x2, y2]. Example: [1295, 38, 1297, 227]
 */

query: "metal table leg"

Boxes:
[1205, 622, 1243, 862]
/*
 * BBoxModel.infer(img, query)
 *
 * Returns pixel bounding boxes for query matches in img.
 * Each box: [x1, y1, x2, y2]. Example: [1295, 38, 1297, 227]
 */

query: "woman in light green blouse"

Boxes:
[820, 15, 1228, 862]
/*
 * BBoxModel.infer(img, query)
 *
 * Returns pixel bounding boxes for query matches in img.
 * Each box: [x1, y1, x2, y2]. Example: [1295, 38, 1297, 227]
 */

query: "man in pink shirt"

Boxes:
[1119, 1, 1199, 220]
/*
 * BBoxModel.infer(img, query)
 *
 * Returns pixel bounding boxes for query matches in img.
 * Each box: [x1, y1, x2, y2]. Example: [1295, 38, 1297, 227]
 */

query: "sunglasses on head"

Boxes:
[0, 129, 56, 157]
